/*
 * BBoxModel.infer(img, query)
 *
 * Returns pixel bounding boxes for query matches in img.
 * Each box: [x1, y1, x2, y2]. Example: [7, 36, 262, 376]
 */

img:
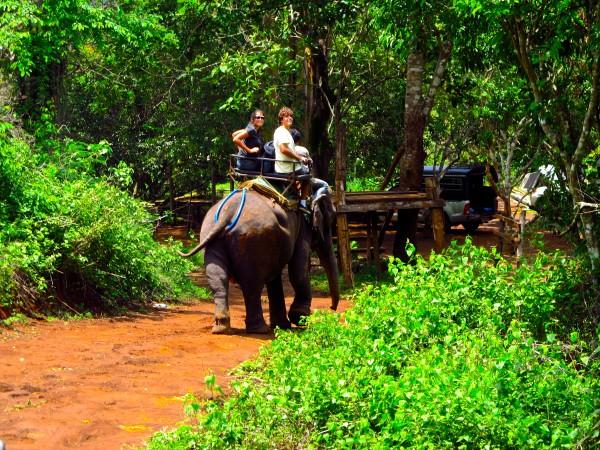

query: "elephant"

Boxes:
[180, 182, 340, 334]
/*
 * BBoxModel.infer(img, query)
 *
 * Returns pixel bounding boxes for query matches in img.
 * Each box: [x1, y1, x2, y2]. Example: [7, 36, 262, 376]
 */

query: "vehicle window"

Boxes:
[440, 177, 463, 191]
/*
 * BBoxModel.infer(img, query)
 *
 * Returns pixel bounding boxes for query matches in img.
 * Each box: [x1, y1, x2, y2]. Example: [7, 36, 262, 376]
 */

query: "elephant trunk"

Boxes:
[312, 190, 340, 311]
[315, 228, 340, 311]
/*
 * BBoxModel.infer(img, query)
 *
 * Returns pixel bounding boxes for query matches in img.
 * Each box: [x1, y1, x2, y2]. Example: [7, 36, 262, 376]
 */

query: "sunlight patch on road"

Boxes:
[118, 424, 152, 433]
[153, 396, 182, 407]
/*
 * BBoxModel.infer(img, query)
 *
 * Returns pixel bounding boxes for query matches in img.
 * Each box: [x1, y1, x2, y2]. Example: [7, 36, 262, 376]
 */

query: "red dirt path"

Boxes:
[0, 279, 348, 450]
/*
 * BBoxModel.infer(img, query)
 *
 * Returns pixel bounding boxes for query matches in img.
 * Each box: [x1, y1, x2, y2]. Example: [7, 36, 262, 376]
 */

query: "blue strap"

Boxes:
[226, 188, 247, 231]
[214, 188, 247, 231]
[214, 189, 240, 223]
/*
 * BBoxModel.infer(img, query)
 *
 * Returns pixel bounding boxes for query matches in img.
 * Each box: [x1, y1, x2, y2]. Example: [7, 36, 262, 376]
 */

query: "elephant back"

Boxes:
[200, 190, 294, 241]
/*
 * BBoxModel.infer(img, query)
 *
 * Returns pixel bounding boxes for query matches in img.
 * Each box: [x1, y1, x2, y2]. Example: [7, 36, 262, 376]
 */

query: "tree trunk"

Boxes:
[304, 39, 336, 181]
[393, 51, 426, 261]
[167, 164, 175, 222]
[334, 69, 353, 287]
[50, 59, 67, 125]
[567, 167, 600, 272]
[17, 58, 67, 125]
[393, 42, 451, 261]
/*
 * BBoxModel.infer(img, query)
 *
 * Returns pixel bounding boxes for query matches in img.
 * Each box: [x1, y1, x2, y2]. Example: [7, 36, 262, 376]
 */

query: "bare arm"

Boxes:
[231, 128, 245, 139]
[232, 129, 260, 154]
[279, 143, 309, 163]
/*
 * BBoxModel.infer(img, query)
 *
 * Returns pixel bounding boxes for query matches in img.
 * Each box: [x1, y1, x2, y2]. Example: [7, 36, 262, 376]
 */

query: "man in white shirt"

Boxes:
[273, 107, 309, 174]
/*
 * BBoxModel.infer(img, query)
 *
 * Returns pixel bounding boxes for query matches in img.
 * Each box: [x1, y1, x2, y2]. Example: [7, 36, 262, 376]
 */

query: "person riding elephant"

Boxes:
[180, 181, 340, 334]
[232, 109, 266, 172]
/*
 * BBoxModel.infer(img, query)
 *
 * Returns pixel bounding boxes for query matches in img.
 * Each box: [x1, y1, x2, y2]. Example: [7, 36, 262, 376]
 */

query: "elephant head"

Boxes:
[311, 185, 340, 311]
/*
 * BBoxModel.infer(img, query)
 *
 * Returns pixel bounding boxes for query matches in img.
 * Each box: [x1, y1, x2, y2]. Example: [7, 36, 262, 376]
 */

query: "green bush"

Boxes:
[147, 240, 599, 449]
[346, 176, 382, 192]
[0, 134, 196, 316]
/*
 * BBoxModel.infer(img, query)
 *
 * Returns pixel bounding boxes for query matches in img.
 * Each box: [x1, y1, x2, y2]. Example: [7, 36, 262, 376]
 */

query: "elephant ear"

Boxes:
[312, 192, 335, 242]
[312, 202, 325, 242]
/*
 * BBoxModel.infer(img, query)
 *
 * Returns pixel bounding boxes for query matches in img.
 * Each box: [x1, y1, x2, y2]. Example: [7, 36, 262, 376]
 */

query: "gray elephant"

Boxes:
[180, 183, 340, 334]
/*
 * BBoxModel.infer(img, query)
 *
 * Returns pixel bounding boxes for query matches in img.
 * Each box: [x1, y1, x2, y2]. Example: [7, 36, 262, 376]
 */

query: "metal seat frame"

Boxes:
[229, 154, 312, 201]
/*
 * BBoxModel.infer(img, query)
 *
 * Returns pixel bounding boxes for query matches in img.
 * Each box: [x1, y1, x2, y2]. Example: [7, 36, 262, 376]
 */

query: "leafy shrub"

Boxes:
[147, 240, 599, 449]
[346, 176, 382, 192]
[0, 134, 196, 316]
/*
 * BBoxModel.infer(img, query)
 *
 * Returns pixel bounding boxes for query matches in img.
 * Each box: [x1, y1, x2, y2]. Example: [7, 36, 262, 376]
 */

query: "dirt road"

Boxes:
[0, 280, 347, 450]
[0, 220, 569, 450]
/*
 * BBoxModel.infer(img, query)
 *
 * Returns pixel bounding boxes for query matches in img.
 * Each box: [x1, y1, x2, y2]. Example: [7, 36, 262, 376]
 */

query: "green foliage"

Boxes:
[2, 0, 599, 266]
[0, 133, 197, 315]
[346, 176, 382, 192]
[147, 240, 599, 449]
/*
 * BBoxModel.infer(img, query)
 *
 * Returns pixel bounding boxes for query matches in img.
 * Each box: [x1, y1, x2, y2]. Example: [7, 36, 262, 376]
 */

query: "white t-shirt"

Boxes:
[273, 126, 298, 173]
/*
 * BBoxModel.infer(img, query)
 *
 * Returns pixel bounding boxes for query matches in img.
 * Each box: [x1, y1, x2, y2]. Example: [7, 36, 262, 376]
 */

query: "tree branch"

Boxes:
[507, 18, 564, 156]
[423, 40, 452, 121]
[572, 55, 600, 166]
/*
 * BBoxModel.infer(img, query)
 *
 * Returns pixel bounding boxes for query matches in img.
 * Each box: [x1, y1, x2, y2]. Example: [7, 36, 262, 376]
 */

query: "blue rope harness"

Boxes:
[214, 188, 247, 231]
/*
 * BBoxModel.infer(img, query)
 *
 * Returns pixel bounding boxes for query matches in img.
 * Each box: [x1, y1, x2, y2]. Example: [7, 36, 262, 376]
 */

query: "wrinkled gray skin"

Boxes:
[180, 186, 340, 334]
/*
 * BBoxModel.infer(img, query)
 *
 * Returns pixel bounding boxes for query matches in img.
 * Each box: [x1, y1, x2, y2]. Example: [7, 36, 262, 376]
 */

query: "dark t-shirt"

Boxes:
[236, 123, 263, 171]
[237, 124, 263, 157]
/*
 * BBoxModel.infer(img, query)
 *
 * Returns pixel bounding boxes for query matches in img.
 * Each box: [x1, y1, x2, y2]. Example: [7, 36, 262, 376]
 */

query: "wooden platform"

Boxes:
[333, 184, 446, 286]
[337, 190, 443, 212]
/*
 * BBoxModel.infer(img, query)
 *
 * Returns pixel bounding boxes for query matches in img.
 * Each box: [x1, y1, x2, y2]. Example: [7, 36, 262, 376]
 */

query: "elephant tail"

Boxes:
[177, 224, 224, 257]
[178, 189, 248, 258]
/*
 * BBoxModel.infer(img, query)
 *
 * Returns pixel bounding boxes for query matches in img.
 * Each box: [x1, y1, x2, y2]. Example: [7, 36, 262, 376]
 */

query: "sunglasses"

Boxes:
[255, 116, 265, 120]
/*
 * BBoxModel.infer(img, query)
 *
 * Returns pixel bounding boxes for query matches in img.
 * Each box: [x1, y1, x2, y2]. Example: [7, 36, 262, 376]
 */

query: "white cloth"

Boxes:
[274, 126, 297, 173]
[295, 145, 310, 172]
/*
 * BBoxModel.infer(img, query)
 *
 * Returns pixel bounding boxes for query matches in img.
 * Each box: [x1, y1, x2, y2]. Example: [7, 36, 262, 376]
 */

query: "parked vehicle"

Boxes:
[421, 165, 498, 233]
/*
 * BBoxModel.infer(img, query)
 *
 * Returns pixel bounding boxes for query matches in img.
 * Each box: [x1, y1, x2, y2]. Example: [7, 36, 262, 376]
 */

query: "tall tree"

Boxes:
[370, 0, 458, 260]
[458, 0, 600, 271]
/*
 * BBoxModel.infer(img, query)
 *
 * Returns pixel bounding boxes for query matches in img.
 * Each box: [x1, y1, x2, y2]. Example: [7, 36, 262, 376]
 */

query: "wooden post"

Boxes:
[370, 212, 381, 274]
[517, 209, 526, 258]
[497, 217, 505, 255]
[334, 119, 353, 287]
[365, 214, 373, 265]
[336, 214, 353, 286]
[425, 178, 445, 251]
[379, 145, 404, 191]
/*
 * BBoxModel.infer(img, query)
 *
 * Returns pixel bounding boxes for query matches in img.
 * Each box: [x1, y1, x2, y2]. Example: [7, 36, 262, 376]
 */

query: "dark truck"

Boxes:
[421, 165, 498, 233]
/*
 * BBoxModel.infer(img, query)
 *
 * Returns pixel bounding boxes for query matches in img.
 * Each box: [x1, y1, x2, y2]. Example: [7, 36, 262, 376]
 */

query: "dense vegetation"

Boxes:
[1, 0, 599, 445]
[148, 241, 599, 449]
[1, 0, 598, 266]
[0, 125, 197, 319]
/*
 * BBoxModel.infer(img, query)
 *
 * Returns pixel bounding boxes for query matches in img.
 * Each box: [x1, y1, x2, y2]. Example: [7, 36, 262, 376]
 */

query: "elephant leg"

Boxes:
[205, 245, 231, 334]
[266, 276, 291, 330]
[288, 234, 312, 326]
[238, 281, 270, 334]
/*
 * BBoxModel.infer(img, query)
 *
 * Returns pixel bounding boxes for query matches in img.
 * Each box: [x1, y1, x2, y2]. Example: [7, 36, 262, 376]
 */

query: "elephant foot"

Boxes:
[271, 320, 292, 330]
[288, 309, 310, 327]
[211, 317, 231, 334]
[246, 323, 272, 334]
